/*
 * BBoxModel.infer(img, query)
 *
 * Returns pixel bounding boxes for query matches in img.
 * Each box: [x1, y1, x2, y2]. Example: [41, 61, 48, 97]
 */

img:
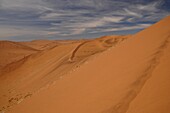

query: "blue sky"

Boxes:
[0, 0, 169, 41]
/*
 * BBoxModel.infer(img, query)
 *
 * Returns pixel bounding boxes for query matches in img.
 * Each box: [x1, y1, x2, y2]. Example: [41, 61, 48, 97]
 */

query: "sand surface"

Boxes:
[0, 16, 170, 113]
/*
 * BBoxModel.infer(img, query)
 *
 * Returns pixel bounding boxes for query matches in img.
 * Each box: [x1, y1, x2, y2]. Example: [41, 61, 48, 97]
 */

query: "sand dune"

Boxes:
[20, 39, 83, 50]
[0, 41, 38, 69]
[0, 35, 126, 112]
[0, 16, 170, 113]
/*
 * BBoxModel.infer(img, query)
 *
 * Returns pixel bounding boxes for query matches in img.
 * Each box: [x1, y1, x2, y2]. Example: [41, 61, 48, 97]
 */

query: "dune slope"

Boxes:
[0, 41, 38, 69]
[3, 16, 170, 113]
[126, 34, 170, 113]
[20, 40, 82, 50]
[0, 36, 126, 112]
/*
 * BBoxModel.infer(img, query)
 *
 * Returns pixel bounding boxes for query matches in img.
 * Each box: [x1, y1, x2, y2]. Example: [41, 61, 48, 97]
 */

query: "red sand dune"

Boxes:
[0, 16, 170, 113]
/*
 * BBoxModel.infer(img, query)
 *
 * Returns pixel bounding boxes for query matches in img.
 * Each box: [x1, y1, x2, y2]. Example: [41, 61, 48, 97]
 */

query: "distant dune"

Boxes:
[0, 41, 38, 69]
[0, 16, 170, 113]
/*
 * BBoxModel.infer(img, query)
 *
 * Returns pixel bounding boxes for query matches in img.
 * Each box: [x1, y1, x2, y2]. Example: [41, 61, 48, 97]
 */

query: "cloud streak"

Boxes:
[0, 0, 169, 41]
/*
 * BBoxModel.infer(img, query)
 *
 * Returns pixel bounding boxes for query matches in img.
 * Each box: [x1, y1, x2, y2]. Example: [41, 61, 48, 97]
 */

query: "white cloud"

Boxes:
[1, 0, 43, 11]
[124, 9, 142, 18]
[47, 16, 124, 36]
[137, 0, 164, 11]
[102, 24, 152, 32]
[102, 17, 124, 23]
[74, 16, 124, 28]
[0, 25, 49, 38]
[40, 13, 65, 20]
[0, 0, 169, 40]
[89, 24, 152, 34]
[71, 28, 86, 35]
[47, 31, 60, 35]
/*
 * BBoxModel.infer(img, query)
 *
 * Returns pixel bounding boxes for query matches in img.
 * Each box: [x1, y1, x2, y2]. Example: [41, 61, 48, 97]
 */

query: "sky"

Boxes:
[0, 0, 169, 41]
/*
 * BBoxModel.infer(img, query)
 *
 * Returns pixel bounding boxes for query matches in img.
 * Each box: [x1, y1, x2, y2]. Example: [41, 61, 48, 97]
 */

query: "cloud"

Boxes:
[137, 0, 164, 11]
[76, 17, 123, 28]
[102, 24, 152, 32]
[123, 9, 142, 18]
[48, 16, 124, 36]
[0, 25, 49, 39]
[0, 0, 169, 40]
[88, 24, 152, 34]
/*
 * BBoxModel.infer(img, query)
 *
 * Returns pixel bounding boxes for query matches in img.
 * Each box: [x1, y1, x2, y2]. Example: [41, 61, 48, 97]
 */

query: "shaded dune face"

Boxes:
[0, 36, 126, 112]
[0, 41, 39, 69]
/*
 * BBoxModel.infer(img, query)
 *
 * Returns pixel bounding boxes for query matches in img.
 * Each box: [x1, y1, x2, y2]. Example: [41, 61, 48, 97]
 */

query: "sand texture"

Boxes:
[0, 16, 170, 113]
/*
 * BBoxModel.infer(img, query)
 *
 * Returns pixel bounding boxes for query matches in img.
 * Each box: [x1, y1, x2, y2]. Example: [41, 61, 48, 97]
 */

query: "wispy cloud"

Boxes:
[102, 24, 152, 32]
[0, 25, 50, 38]
[74, 16, 124, 29]
[88, 24, 152, 34]
[0, 0, 169, 41]
[123, 9, 143, 18]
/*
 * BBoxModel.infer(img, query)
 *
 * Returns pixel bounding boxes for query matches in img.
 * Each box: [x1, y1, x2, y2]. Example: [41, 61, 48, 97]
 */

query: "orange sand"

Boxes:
[0, 16, 170, 113]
